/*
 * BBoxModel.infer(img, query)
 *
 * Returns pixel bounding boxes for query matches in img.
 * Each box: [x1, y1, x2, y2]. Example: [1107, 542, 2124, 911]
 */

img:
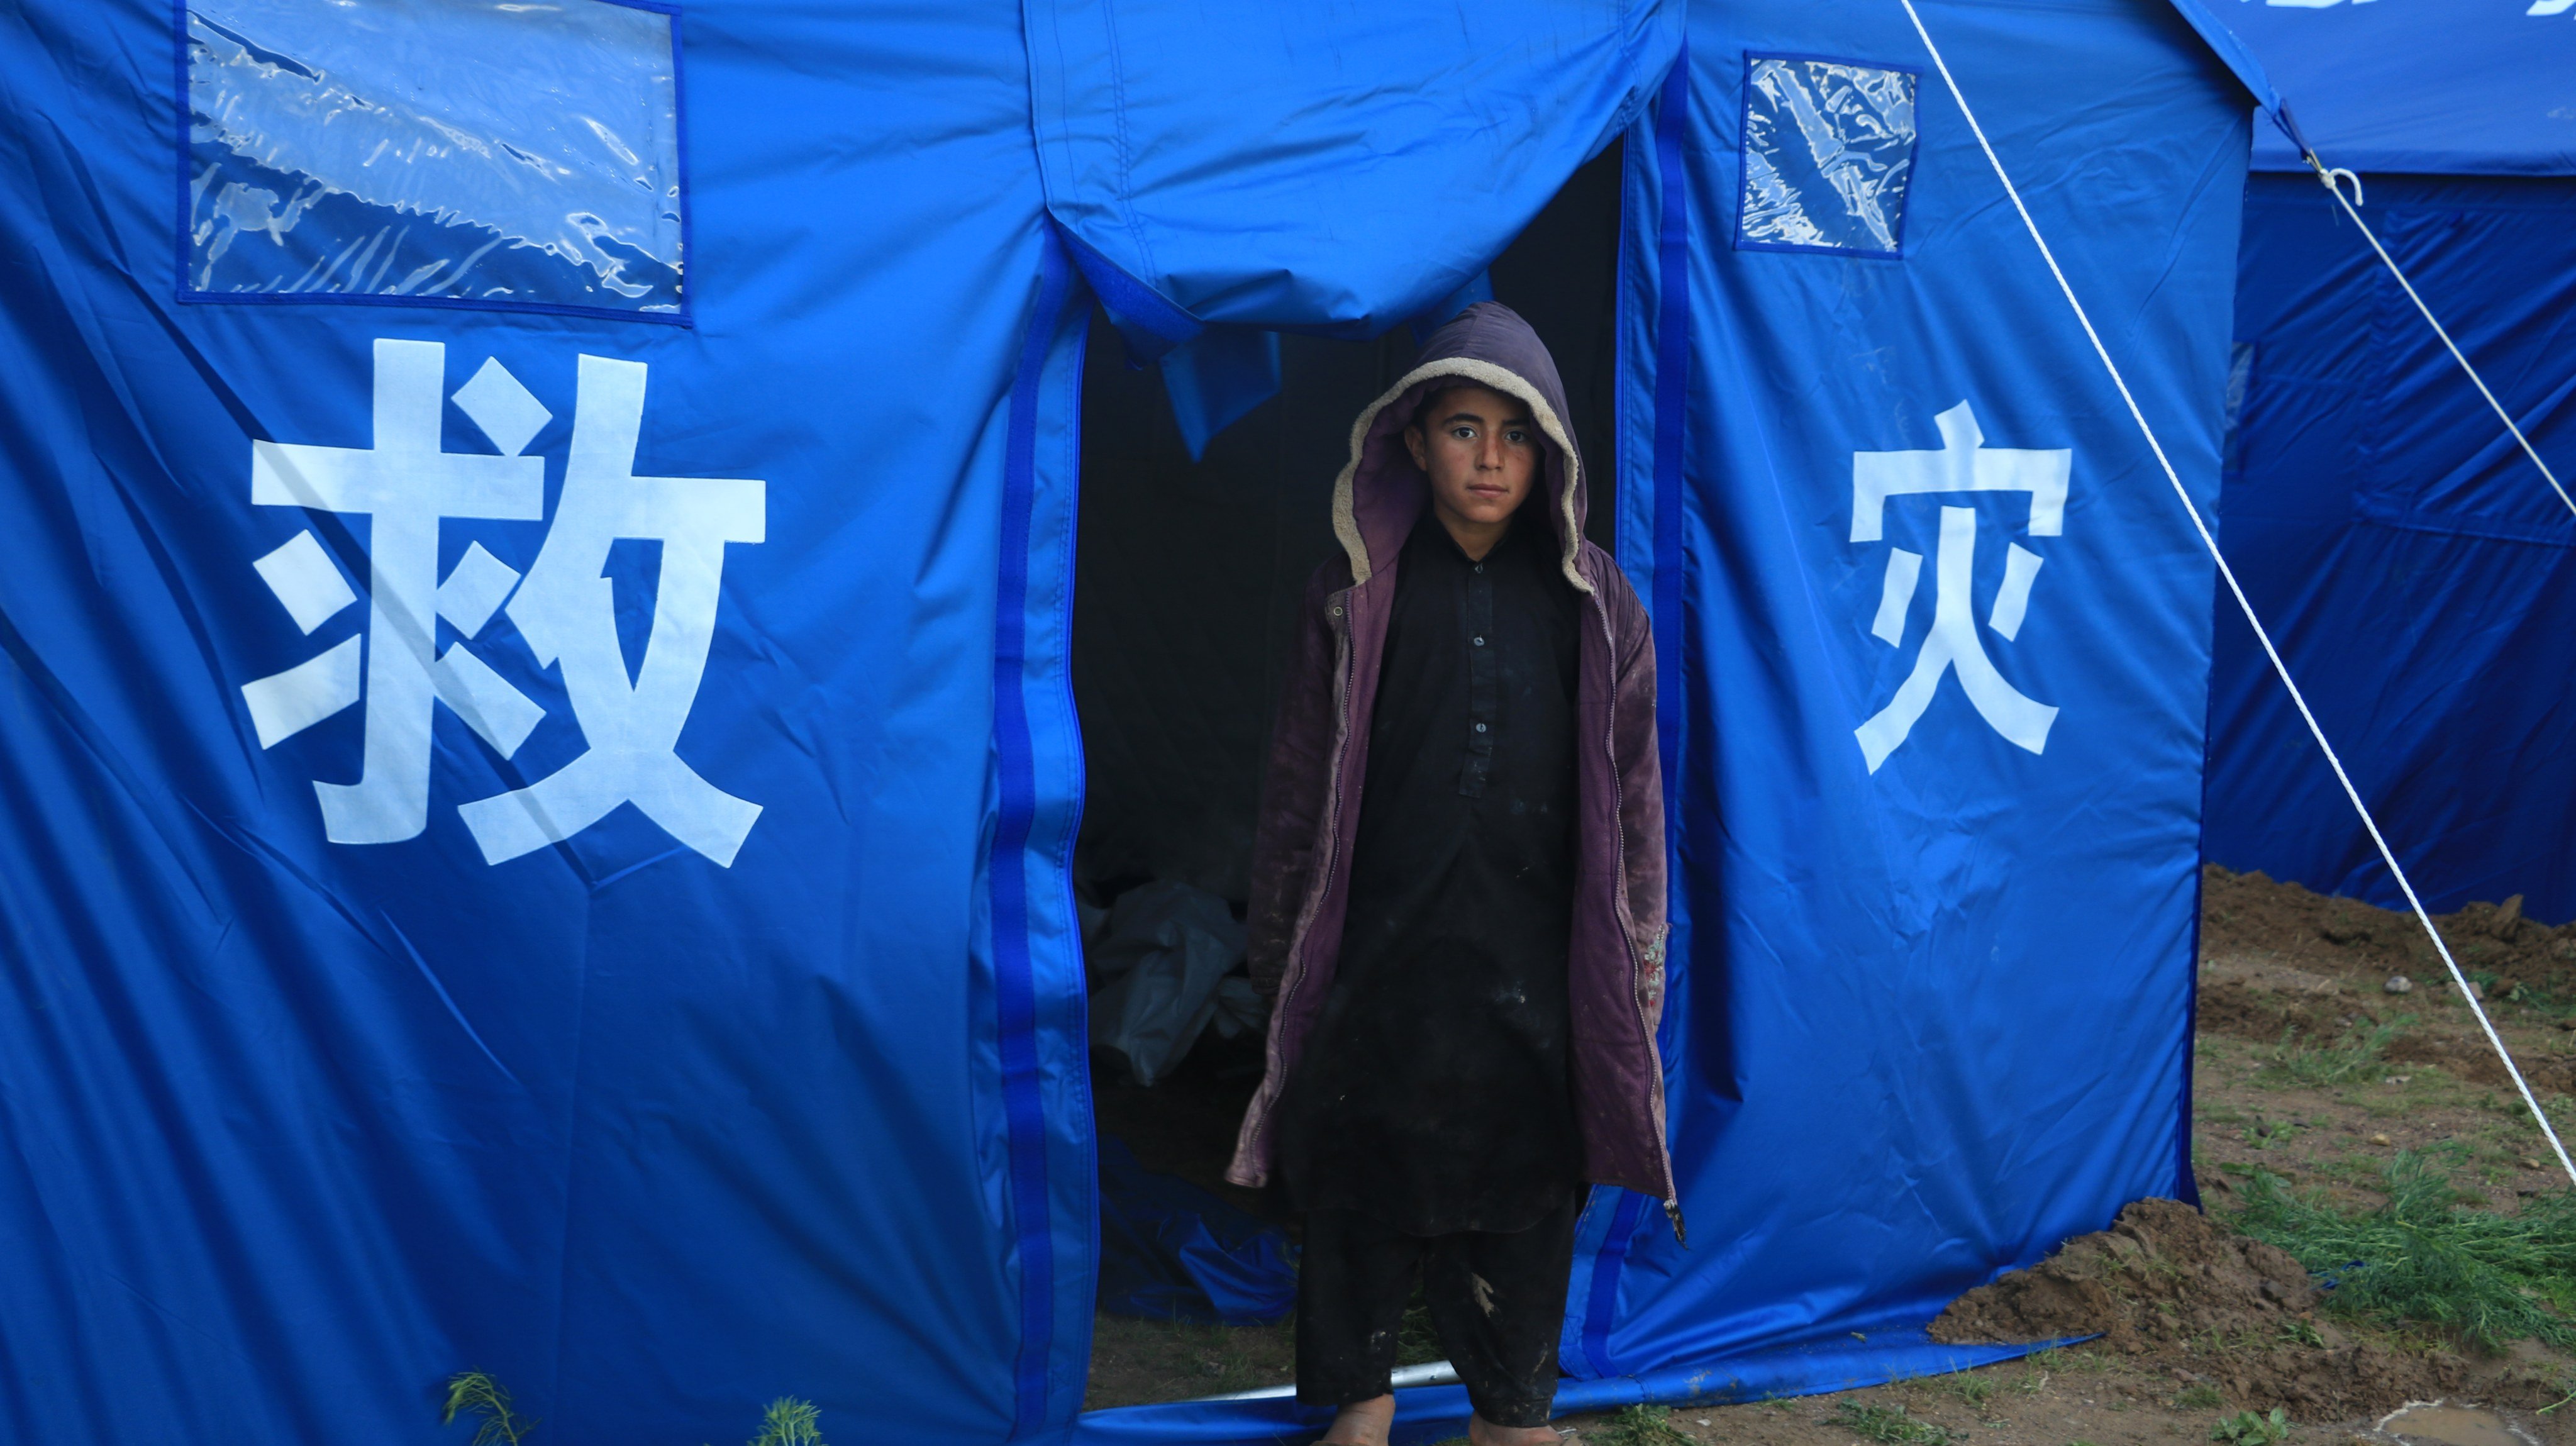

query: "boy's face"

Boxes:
[1404, 383, 1540, 533]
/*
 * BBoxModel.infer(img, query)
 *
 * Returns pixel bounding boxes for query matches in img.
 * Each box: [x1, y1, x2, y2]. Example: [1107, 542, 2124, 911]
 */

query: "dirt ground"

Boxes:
[1088, 867, 2576, 1444]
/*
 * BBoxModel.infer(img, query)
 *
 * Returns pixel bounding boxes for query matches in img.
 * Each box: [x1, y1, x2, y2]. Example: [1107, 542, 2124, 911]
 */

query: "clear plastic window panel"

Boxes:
[186, 0, 684, 315]
[1738, 57, 1918, 256]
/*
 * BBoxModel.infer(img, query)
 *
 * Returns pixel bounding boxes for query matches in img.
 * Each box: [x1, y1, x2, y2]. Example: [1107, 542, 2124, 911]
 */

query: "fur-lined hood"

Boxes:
[1330, 301, 1592, 592]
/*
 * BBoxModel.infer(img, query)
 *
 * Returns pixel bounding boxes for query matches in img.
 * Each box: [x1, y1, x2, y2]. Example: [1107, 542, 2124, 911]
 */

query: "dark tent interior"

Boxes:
[1070, 145, 1624, 1402]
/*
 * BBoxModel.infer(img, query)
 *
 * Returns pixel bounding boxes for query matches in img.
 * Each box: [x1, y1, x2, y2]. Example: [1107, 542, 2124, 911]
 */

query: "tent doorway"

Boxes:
[1070, 143, 1626, 1410]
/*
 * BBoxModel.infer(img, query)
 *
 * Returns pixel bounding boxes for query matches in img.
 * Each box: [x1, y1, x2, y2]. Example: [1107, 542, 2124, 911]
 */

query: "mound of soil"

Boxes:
[1928, 1198, 2472, 1416]
[2202, 865, 2576, 1008]
[2197, 865, 2576, 1096]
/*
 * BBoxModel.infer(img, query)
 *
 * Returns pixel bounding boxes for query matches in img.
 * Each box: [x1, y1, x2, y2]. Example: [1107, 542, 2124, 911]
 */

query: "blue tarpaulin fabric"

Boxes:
[1156, 328, 1283, 464]
[0, 0, 2254, 1442]
[2158, 0, 2294, 145]
[1024, 0, 1684, 341]
[2205, 174, 2576, 920]
[0, 1, 1093, 1442]
[2186, 1, 2576, 922]
[1094, 1137, 1296, 1326]
[1568, 0, 2244, 1386]
[1068, 1332, 2055, 1446]
[2202, 1, 2576, 176]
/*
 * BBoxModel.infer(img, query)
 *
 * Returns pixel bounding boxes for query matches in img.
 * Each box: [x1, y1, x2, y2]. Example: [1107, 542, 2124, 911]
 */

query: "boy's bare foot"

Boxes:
[1466, 1414, 1561, 1446]
[1318, 1393, 1396, 1445]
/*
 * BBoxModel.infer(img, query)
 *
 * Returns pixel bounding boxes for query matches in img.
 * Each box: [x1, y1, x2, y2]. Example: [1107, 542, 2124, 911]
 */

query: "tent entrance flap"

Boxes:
[1069, 146, 1622, 1411]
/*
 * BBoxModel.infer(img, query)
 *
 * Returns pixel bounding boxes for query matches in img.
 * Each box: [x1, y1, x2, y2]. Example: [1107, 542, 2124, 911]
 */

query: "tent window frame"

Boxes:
[1731, 51, 1921, 261]
[172, 0, 696, 326]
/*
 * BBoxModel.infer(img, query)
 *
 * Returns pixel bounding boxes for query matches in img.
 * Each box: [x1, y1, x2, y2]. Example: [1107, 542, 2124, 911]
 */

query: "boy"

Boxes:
[1227, 304, 1674, 1446]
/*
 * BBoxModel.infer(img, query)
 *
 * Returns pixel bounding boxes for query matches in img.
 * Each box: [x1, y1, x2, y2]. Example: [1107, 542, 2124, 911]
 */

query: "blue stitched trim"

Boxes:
[169, 290, 696, 326]
[1581, 1190, 1651, 1377]
[997, 229, 1081, 1437]
[1580, 42, 1691, 1381]
[1650, 38, 1690, 842]
[1051, 223, 1201, 363]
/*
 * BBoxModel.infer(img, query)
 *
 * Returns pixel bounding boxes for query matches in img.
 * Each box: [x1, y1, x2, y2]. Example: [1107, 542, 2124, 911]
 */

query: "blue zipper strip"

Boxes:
[1581, 38, 1691, 1379]
[997, 228, 1084, 1438]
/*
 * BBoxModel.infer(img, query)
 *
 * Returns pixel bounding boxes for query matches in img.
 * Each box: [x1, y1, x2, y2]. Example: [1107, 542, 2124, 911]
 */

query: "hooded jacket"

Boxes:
[1224, 303, 1675, 1225]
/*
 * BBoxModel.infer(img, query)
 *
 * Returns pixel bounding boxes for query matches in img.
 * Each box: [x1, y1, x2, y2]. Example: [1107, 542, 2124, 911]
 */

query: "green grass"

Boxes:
[2502, 982, 2576, 1023]
[2233, 1148, 2576, 1349]
[2541, 1367, 2576, 1414]
[441, 1372, 536, 1446]
[2172, 1383, 2224, 1410]
[2211, 1408, 2290, 1445]
[2239, 1117, 2306, 1152]
[1835, 1401, 1961, 1446]
[2260, 1016, 2412, 1091]
[1396, 1295, 1443, 1365]
[440, 1374, 830, 1446]
[747, 1398, 826, 1446]
[1941, 1372, 1996, 1410]
[1592, 1404, 1698, 1446]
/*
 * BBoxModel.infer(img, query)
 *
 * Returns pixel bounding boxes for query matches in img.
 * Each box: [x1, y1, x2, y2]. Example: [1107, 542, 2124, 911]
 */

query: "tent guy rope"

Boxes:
[1894, 0, 2576, 1188]
[2296, 152, 2576, 523]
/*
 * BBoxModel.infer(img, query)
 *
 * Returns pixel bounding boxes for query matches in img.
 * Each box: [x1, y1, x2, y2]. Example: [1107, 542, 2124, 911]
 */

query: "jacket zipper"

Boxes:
[1586, 555, 1684, 1242]
[1243, 590, 1358, 1167]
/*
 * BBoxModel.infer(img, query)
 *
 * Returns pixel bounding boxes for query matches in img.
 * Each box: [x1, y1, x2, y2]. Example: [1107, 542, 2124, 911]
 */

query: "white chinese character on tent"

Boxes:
[240, 340, 764, 866]
[458, 355, 764, 867]
[1849, 401, 2068, 774]
[242, 339, 548, 843]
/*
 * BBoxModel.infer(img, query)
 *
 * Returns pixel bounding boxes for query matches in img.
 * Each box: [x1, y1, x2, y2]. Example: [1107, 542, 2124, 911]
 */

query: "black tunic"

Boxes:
[1272, 509, 1584, 1235]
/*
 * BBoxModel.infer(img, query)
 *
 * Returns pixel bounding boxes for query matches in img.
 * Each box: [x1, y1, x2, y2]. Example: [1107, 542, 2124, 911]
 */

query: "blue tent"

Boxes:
[2199, 4, 2576, 920]
[0, 3, 2262, 1443]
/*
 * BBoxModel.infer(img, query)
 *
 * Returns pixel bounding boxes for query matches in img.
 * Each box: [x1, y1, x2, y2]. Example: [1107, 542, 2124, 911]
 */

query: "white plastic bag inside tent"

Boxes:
[1087, 881, 1252, 1087]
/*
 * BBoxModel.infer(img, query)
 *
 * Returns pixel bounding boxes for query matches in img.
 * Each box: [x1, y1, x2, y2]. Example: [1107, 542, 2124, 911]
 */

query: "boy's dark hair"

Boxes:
[1409, 384, 1463, 433]
[1409, 381, 1533, 433]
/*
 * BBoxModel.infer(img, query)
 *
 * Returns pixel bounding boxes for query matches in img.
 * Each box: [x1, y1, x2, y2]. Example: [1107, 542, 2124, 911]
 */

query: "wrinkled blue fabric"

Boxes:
[0, 0, 2257, 1442]
[1409, 272, 1497, 347]
[1158, 328, 1282, 463]
[1024, 0, 1683, 338]
[1095, 1138, 1297, 1326]
[2157, 0, 2290, 143]
[2206, 174, 2576, 921]
[1, 2, 1085, 1442]
[1571, 0, 2243, 1384]
[2201, 2, 2576, 175]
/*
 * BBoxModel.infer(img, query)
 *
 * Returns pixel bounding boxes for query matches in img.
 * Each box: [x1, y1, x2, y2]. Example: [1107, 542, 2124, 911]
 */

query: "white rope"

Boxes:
[1894, 0, 2576, 1187]
[2297, 154, 2575, 520]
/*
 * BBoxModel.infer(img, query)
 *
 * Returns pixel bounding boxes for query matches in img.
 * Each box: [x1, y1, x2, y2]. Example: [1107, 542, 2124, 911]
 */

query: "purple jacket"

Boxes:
[1225, 303, 1675, 1223]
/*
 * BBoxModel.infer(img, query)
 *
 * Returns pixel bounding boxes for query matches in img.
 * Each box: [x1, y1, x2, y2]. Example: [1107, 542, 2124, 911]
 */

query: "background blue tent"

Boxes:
[2198, 4, 2576, 921]
[0, 2, 2257, 1443]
